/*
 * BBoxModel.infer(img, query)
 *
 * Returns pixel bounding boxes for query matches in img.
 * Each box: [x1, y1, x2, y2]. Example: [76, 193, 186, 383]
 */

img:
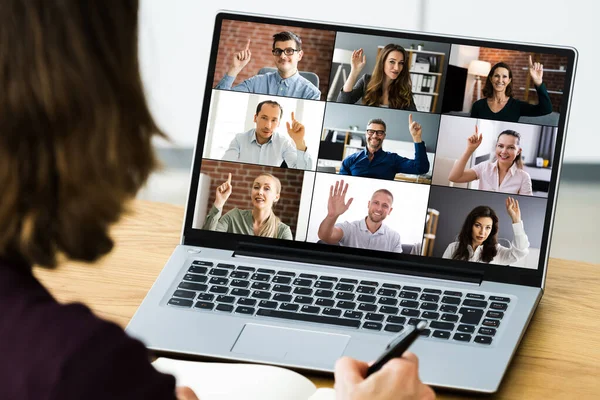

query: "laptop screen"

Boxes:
[184, 12, 576, 286]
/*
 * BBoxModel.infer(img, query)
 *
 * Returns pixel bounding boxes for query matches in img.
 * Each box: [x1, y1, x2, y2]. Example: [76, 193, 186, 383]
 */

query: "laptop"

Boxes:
[126, 11, 577, 393]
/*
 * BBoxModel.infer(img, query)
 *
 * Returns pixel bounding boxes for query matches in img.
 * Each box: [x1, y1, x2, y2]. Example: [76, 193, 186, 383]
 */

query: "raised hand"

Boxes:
[350, 48, 367, 73]
[506, 197, 521, 223]
[408, 114, 422, 143]
[466, 125, 483, 153]
[327, 180, 353, 218]
[229, 39, 252, 75]
[214, 173, 233, 209]
[286, 111, 307, 150]
[529, 55, 543, 86]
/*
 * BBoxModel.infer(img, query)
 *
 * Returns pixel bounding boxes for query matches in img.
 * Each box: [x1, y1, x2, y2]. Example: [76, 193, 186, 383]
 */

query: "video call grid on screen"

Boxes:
[190, 15, 573, 272]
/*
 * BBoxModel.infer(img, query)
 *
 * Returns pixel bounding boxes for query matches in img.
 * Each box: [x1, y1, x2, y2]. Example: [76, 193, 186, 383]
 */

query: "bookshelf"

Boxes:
[406, 49, 446, 113]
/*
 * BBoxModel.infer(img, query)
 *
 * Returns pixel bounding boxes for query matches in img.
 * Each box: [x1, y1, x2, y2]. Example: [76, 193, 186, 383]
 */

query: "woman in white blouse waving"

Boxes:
[449, 126, 533, 195]
[442, 197, 530, 265]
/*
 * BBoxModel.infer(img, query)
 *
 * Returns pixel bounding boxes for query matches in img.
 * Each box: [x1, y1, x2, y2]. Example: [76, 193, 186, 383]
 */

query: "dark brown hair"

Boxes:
[452, 206, 499, 263]
[0, 0, 164, 268]
[363, 44, 413, 109]
[272, 31, 302, 50]
[483, 62, 514, 98]
[255, 100, 283, 119]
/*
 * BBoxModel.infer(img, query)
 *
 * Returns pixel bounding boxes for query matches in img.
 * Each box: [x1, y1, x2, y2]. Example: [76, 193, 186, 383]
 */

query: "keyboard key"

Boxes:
[293, 278, 313, 287]
[235, 306, 255, 315]
[400, 300, 419, 309]
[423, 288, 442, 295]
[420, 302, 438, 311]
[277, 271, 295, 277]
[272, 276, 291, 284]
[322, 308, 342, 316]
[336, 292, 355, 301]
[237, 298, 256, 306]
[459, 307, 484, 325]
[378, 288, 398, 297]
[178, 282, 207, 292]
[209, 286, 228, 294]
[387, 316, 406, 324]
[482, 319, 500, 328]
[251, 282, 271, 291]
[490, 302, 508, 311]
[384, 324, 404, 333]
[379, 306, 399, 314]
[340, 278, 359, 284]
[209, 277, 228, 286]
[337, 301, 356, 309]
[360, 280, 378, 287]
[315, 289, 334, 298]
[344, 310, 363, 319]
[479, 327, 496, 336]
[301, 305, 320, 314]
[216, 295, 235, 304]
[430, 321, 455, 331]
[441, 313, 459, 322]
[444, 290, 463, 297]
[441, 296, 461, 305]
[231, 279, 250, 288]
[314, 281, 334, 290]
[378, 297, 398, 306]
[257, 309, 360, 328]
[382, 283, 402, 290]
[335, 283, 355, 292]
[319, 276, 338, 282]
[399, 291, 418, 300]
[419, 329, 431, 337]
[168, 298, 193, 307]
[401, 309, 420, 317]
[486, 310, 504, 319]
[466, 293, 485, 300]
[273, 293, 292, 303]
[280, 303, 299, 311]
[299, 273, 318, 280]
[194, 301, 214, 310]
[463, 299, 488, 308]
[356, 286, 376, 294]
[192, 260, 213, 267]
[197, 293, 215, 301]
[252, 273, 271, 282]
[216, 303, 233, 312]
[230, 288, 250, 297]
[294, 296, 314, 305]
[236, 266, 255, 272]
[173, 290, 195, 299]
[422, 312, 440, 320]
[357, 294, 377, 303]
[216, 263, 235, 269]
[259, 300, 278, 309]
[453, 333, 472, 342]
[294, 287, 313, 296]
[420, 294, 440, 302]
[251, 290, 271, 299]
[183, 274, 208, 283]
[408, 318, 423, 326]
[457, 324, 475, 333]
[358, 303, 377, 312]
[440, 305, 458, 313]
[258, 268, 276, 275]
[365, 313, 384, 322]
[363, 322, 383, 331]
[229, 271, 249, 279]
[188, 266, 208, 274]
[490, 296, 510, 303]
[433, 330, 451, 339]
[475, 335, 493, 345]
[403, 286, 421, 292]
[209, 268, 228, 277]
[316, 298, 335, 307]
[273, 284, 292, 293]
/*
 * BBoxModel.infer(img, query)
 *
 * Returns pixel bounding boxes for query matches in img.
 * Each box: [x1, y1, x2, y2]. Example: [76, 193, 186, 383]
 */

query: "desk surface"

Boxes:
[34, 200, 600, 399]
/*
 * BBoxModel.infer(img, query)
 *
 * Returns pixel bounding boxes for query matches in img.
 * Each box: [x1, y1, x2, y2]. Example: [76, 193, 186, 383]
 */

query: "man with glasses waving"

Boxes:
[215, 31, 321, 100]
[339, 115, 430, 180]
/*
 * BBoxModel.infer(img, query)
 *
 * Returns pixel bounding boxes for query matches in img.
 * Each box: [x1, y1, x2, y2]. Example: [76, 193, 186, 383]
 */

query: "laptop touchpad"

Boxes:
[231, 323, 350, 364]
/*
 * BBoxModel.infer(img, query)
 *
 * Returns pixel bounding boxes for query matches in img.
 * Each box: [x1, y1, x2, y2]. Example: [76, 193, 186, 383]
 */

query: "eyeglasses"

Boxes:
[272, 47, 300, 56]
[366, 129, 386, 137]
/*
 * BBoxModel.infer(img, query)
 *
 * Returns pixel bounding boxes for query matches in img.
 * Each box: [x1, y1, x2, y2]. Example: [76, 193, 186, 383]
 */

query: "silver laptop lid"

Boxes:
[179, 11, 577, 289]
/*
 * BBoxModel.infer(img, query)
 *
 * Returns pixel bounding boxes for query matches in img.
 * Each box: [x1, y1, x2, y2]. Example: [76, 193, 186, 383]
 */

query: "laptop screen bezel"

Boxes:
[180, 11, 577, 289]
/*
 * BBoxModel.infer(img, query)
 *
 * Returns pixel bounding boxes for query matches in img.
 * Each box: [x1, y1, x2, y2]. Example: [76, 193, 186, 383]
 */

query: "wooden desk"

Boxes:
[35, 200, 600, 399]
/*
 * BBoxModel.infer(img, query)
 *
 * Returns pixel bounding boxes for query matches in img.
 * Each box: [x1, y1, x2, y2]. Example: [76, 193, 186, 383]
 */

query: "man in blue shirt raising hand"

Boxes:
[215, 32, 321, 100]
[339, 114, 430, 180]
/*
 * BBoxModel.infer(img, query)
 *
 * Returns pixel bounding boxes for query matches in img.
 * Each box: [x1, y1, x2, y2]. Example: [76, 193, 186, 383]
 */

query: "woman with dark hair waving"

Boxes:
[442, 198, 530, 265]
[337, 44, 417, 110]
[470, 56, 552, 122]
[203, 173, 292, 239]
[449, 126, 533, 195]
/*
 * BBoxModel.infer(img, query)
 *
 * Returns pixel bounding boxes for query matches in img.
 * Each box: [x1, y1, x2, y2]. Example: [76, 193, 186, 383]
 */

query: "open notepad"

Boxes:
[152, 358, 336, 400]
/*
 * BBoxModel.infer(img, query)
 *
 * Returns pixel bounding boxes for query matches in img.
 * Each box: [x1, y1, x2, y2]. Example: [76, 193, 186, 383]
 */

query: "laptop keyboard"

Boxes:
[167, 260, 510, 346]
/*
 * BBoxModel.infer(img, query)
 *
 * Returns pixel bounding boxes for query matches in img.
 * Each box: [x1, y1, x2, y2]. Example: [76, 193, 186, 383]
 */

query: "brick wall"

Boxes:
[473, 49, 568, 112]
[200, 159, 304, 236]
[212, 20, 336, 101]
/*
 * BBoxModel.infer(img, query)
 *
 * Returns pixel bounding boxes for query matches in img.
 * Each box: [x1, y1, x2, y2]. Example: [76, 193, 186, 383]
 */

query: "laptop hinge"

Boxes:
[233, 243, 483, 285]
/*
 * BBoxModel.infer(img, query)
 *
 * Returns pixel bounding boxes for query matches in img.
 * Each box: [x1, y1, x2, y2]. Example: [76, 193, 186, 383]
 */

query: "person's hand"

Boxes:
[327, 180, 353, 218]
[466, 125, 483, 153]
[214, 173, 233, 209]
[350, 48, 367, 73]
[286, 111, 307, 151]
[408, 114, 422, 143]
[506, 197, 521, 223]
[529, 55, 543, 87]
[334, 354, 435, 400]
[228, 39, 252, 76]
[176, 386, 199, 400]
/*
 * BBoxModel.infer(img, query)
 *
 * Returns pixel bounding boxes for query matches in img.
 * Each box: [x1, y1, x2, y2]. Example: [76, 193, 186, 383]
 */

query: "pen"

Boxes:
[366, 321, 427, 377]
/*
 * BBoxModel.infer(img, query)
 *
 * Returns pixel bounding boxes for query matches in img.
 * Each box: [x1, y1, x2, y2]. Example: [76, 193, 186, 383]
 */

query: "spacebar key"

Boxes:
[257, 309, 360, 328]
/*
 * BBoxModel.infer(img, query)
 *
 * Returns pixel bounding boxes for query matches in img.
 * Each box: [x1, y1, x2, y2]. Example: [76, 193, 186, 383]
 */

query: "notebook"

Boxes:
[126, 10, 577, 393]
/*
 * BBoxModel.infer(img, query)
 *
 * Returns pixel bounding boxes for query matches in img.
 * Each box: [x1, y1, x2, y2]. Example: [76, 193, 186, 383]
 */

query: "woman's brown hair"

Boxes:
[0, 0, 164, 268]
[363, 44, 414, 109]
